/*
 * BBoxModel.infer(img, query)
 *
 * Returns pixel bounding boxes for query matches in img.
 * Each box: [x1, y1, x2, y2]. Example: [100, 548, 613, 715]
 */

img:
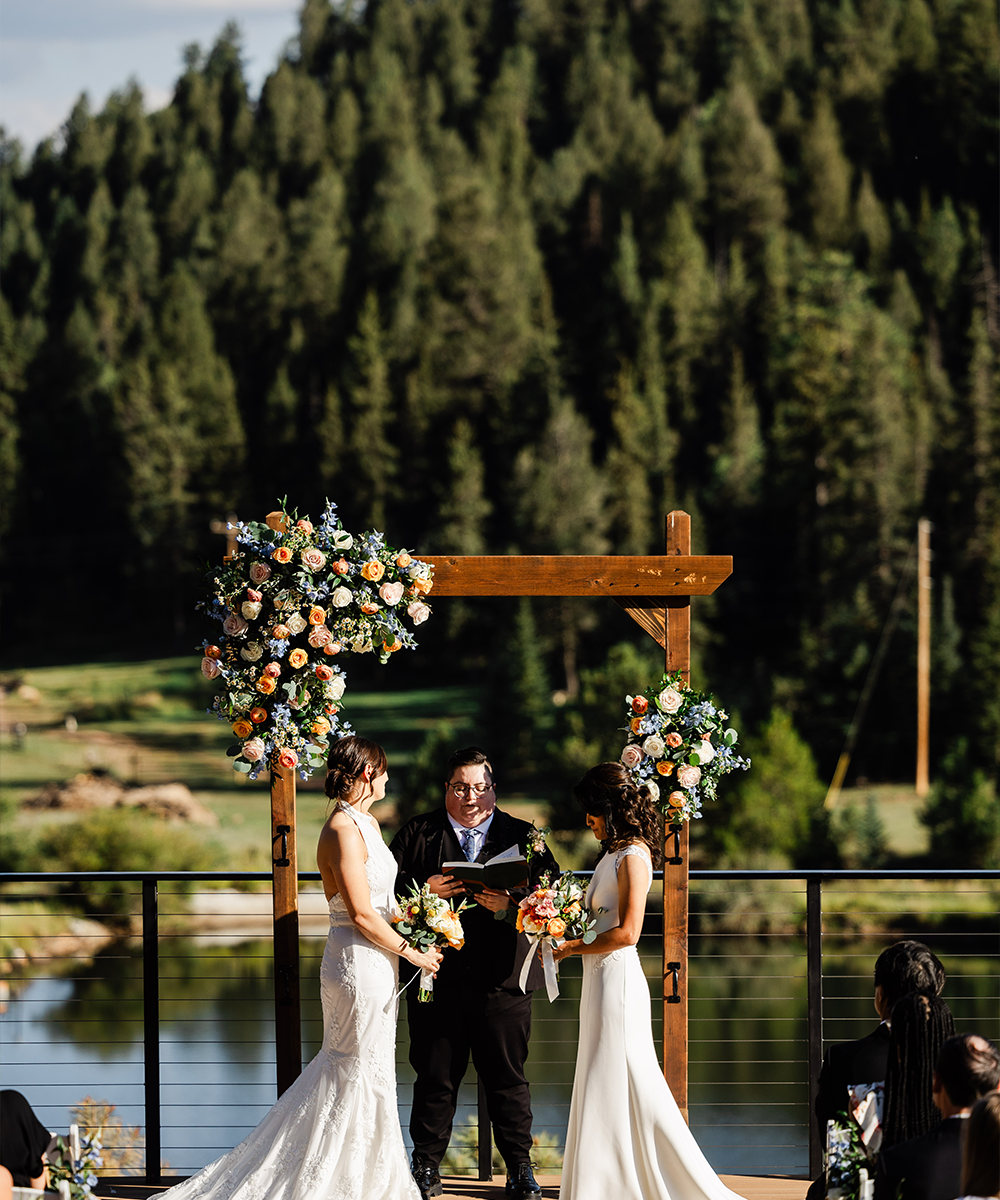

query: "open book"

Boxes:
[442, 843, 528, 892]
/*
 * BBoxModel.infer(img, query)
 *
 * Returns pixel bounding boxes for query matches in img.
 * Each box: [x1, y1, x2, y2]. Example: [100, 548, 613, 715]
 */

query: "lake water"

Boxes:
[3, 900, 997, 1180]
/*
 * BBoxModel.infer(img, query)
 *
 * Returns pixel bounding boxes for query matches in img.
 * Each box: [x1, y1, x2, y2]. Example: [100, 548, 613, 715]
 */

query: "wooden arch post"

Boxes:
[266, 511, 728, 1105]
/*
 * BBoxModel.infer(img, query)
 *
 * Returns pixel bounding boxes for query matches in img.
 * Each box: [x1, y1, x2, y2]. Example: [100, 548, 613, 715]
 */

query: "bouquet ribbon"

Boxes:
[518, 936, 561, 1002]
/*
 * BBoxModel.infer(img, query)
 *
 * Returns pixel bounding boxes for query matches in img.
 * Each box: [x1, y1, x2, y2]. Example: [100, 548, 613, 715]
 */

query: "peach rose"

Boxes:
[547, 918, 566, 938]
[656, 761, 674, 776]
[668, 791, 686, 808]
[296, 519, 313, 534]
[379, 581, 404, 606]
[247, 588, 262, 603]
[360, 601, 380, 615]
[301, 547, 326, 572]
[288, 689, 310, 709]
[412, 575, 433, 595]
[620, 744, 644, 769]
[676, 764, 702, 789]
[323, 641, 343, 656]
[271, 546, 292, 564]
[250, 707, 268, 723]
[396, 552, 412, 569]
[407, 600, 431, 625]
[631, 695, 649, 714]
[315, 664, 334, 681]
[249, 562, 271, 584]
[264, 662, 281, 677]
[361, 560, 385, 582]
[276, 748, 299, 769]
[222, 614, 248, 637]
[334, 558, 350, 575]
[201, 656, 221, 679]
[232, 719, 253, 739]
[272, 624, 291, 639]
[256, 676, 277, 694]
[308, 625, 331, 648]
[241, 737, 265, 762]
[666, 731, 683, 748]
[288, 648, 308, 669]
[311, 717, 331, 736]
[308, 605, 326, 625]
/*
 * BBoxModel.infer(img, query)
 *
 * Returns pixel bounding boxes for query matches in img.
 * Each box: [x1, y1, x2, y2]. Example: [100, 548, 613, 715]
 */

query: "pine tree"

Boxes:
[347, 290, 397, 530]
[435, 417, 491, 555]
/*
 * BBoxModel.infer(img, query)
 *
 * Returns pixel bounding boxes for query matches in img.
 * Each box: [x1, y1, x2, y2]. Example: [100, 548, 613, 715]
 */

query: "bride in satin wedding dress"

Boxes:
[152, 735, 442, 1200]
[553, 762, 742, 1200]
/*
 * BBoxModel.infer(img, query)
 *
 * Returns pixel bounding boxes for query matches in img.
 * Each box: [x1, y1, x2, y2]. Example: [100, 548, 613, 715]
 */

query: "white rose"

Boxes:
[332, 587, 353, 608]
[241, 601, 262, 620]
[327, 676, 346, 700]
[222, 614, 248, 637]
[694, 741, 716, 765]
[645, 781, 661, 804]
[240, 642, 263, 662]
[379, 581, 404, 606]
[332, 530, 354, 550]
[407, 600, 431, 625]
[642, 735, 665, 759]
[286, 613, 308, 635]
[620, 744, 645, 770]
[657, 687, 683, 714]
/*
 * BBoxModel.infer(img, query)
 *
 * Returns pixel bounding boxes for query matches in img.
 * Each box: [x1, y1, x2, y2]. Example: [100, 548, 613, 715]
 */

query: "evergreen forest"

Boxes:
[1, 0, 997, 863]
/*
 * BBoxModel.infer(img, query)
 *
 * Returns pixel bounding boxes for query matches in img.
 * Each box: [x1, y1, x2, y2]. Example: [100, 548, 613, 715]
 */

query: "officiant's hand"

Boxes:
[427, 873, 466, 899]
[474, 886, 511, 912]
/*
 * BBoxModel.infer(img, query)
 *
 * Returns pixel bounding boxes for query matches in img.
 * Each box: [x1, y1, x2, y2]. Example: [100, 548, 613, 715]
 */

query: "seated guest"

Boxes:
[881, 992, 956, 1148]
[875, 1033, 1000, 1200]
[815, 940, 946, 1140]
[959, 1091, 1000, 1200]
[0, 1091, 51, 1191]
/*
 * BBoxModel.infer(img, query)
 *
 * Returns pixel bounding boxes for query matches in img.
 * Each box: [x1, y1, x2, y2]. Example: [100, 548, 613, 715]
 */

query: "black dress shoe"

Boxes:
[411, 1158, 443, 1200]
[505, 1162, 542, 1198]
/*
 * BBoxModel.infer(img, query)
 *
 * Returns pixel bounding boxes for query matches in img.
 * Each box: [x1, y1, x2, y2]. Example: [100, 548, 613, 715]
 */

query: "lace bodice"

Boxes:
[585, 844, 653, 935]
[328, 804, 399, 927]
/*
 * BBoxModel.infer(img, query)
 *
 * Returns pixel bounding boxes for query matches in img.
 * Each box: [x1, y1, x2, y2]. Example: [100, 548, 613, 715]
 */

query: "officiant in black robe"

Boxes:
[389, 746, 558, 1200]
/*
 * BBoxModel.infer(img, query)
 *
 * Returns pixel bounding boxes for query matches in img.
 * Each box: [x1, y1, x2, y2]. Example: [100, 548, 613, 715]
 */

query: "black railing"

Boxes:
[2, 868, 997, 1185]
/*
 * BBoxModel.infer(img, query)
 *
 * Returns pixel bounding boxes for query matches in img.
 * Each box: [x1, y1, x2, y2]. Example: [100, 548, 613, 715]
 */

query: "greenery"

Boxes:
[0, 0, 996, 824]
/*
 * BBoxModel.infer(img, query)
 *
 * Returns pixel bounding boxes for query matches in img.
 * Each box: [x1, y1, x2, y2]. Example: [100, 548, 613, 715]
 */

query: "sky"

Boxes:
[1, 0, 303, 152]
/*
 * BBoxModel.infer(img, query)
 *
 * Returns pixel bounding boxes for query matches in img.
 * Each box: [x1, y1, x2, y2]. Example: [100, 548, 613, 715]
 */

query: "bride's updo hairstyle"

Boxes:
[325, 735, 387, 804]
[573, 762, 663, 867]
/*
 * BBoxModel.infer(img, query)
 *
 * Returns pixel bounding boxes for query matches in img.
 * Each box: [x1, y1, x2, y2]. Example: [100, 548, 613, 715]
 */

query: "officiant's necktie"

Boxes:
[460, 829, 479, 861]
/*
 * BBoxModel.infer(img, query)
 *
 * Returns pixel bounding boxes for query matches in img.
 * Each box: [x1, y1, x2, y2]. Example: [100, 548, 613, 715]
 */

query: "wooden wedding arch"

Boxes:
[267, 510, 732, 1120]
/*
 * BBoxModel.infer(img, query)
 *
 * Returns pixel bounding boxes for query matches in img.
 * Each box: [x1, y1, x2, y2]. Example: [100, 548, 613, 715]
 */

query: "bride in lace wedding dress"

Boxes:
[553, 763, 742, 1200]
[152, 736, 441, 1200]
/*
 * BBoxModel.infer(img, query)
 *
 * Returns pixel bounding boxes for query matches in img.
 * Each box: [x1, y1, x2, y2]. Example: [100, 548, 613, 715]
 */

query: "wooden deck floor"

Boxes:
[95, 1173, 809, 1199]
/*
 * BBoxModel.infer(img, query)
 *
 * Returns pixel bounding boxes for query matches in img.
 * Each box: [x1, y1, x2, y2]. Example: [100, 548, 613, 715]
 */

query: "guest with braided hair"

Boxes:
[875, 1032, 999, 1200]
[881, 992, 956, 1148]
[553, 762, 742, 1200]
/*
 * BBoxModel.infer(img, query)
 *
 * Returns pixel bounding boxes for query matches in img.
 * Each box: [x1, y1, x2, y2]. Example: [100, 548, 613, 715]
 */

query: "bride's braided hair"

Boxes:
[573, 762, 663, 867]
[324, 735, 387, 804]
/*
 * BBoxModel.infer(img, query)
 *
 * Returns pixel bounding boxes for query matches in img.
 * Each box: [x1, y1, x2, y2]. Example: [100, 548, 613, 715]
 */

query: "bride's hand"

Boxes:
[551, 940, 581, 963]
[406, 944, 443, 974]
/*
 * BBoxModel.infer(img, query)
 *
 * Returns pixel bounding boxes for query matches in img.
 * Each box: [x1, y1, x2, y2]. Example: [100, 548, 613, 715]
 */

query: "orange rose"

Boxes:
[360, 601, 380, 615]
[412, 575, 433, 595]
[361, 560, 385, 582]
[324, 703, 340, 715]
[515, 909, 525, 932]
[204, 644, 222, 659]
[630, 717, 644, 734]
[296, 519, 313, 534]
[288, 648, 308, 669]
[250, 707, 268, 723]
[323, 642, 342, 656]
[334, 558, 350, 575]
[315, 664, 334, 681]
[308, 605, 326, 625]
[232, 719, 253, 738]
[273, 624, 290, 639]
[396, 552, 412, 569]
[311, 717, 331, 736]
[382, 639, 401, 653]
[256, 676, 276, 694]
[272, 546, 292, 563]
[547, 918, 566, 938]
[656, 761, 674, 776]
[264, 662, 281, 677]
[631, 695, 649, 714]
[276, 748, 299, 769]
[265, 512, 290, 533]
[667, 790, 686, 807]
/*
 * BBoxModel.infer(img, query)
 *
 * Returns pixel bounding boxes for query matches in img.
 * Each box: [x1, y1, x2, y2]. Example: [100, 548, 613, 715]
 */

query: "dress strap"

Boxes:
[614, 844, 653, 889]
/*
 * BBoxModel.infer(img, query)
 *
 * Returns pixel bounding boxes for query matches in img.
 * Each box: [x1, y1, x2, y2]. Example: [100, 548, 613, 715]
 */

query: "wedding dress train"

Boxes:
[152, 804, 419, 1200]
[560, 845, 741, 1200]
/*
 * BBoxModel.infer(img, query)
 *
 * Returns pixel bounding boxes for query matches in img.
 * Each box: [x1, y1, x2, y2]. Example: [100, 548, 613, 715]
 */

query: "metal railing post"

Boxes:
[142, 877, 162, 1185]
[806, 877, 823, 1179]
[477, 1075, 492, 1180]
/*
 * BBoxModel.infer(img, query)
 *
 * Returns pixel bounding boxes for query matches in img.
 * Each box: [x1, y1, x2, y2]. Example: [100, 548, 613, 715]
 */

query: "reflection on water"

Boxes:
[2, 927, 997, 1178]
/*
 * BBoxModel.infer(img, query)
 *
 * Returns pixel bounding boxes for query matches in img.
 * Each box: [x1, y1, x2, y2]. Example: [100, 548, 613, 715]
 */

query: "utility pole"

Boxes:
[916, 519, 931, 797]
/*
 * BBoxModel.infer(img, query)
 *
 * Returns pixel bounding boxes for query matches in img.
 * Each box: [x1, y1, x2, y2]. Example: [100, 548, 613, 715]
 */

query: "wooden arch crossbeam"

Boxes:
[269, 511, 731, 1119]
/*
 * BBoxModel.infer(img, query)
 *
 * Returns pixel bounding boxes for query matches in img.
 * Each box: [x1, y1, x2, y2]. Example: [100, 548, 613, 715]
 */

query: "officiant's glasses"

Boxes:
[449, 782, 494, 798]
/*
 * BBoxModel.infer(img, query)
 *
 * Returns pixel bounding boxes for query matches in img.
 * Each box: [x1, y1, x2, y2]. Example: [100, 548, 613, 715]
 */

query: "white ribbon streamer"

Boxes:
[518, 936, 562, 1002]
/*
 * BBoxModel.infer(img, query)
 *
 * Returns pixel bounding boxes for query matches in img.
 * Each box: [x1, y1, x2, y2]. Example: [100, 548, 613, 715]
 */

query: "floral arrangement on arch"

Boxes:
[200, 499, 433, 780]
[619, 671, 749, 825]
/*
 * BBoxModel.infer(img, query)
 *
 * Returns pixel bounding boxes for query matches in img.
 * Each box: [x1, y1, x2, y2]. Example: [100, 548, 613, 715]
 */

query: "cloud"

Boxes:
[3, 0, 298, 41]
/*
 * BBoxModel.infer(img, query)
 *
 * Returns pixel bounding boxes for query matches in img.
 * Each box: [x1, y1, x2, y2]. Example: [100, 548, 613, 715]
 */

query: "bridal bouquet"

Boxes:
[47, 1130, 103, 1200]
[824, 1115, 876, 1200]
[393, 883, 473, 1001]
[619, 672, 749, 824]
[200, 499, 433, 781]
[516, 872, 597, 1002]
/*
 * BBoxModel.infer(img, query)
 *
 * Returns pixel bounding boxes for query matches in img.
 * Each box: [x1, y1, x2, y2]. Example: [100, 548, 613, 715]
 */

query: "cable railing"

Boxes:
[2, 868, 997, 1185]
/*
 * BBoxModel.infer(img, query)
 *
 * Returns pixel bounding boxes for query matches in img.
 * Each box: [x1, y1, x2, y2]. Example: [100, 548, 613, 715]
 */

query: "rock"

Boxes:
[25, 773, 218, 825]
